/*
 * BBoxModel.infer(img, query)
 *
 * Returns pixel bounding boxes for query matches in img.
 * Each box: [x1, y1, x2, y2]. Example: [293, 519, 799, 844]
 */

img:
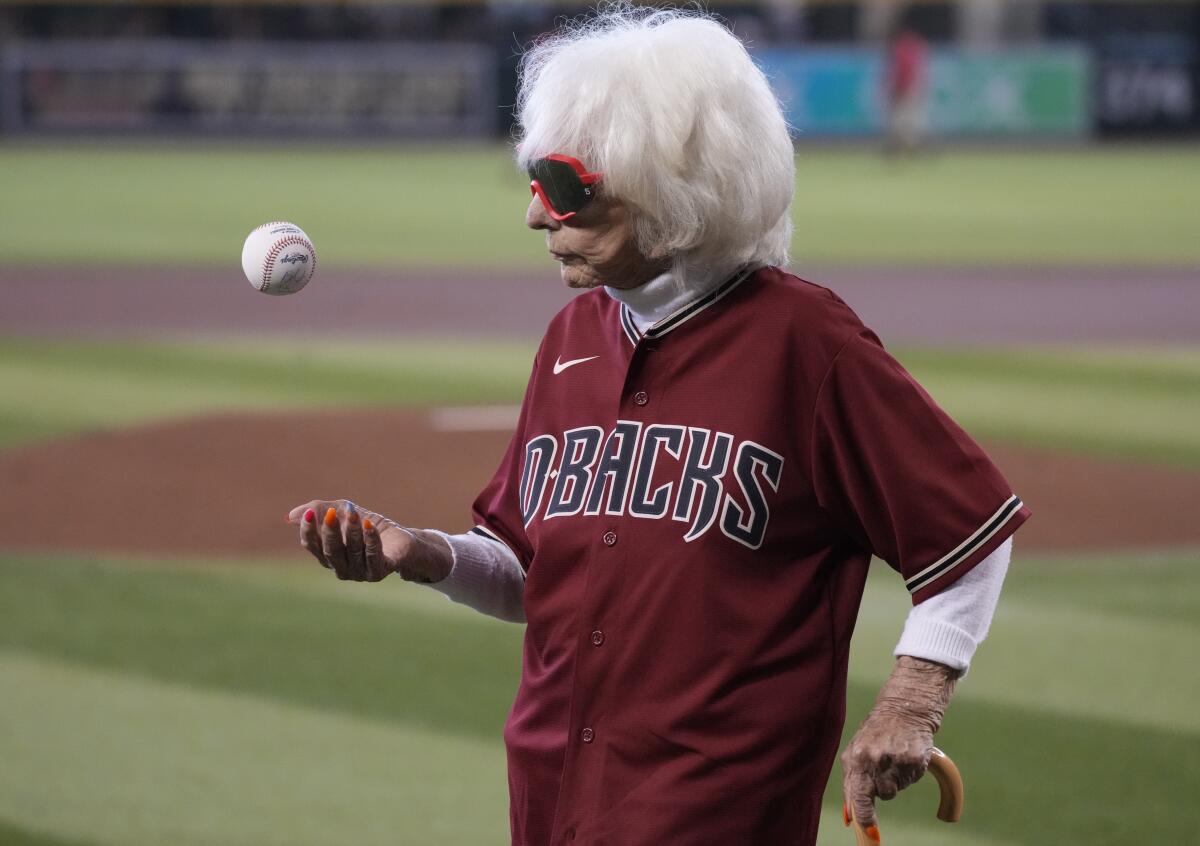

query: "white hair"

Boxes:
[516, 4, 795, 289]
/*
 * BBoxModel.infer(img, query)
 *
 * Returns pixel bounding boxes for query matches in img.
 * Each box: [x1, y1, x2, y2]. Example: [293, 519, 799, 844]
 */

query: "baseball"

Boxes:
[241, 221, 317, 295]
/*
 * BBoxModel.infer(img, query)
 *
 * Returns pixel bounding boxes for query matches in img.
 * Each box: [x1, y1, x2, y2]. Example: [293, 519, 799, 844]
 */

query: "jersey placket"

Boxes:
[549, 335, 663, 845]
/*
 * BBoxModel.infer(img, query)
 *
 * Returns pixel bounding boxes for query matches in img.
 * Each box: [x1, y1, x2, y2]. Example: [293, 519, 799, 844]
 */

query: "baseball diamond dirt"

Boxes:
[1, 263, 1196, 558]
[1, 408, 1198, 557]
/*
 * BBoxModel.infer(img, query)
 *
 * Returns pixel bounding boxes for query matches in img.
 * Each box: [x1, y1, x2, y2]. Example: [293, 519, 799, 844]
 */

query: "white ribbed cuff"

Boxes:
[425, 530, 526, 624]
[894, 617, 978, 674]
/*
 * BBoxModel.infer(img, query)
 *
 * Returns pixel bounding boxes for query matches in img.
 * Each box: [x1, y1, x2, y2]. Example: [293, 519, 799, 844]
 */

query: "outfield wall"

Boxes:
[0, 40, 497, 138]
[5, 39, 1185, 140]
[758, 45, 1091, 138]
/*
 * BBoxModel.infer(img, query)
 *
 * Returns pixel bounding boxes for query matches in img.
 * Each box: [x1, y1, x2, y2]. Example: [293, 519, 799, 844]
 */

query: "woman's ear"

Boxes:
[632, 218, 673, 263]
[643, 242, 673, 262]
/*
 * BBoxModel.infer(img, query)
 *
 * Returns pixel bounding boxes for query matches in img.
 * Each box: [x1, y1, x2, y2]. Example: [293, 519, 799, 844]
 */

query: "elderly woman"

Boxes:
[289, 7, 1029, 845]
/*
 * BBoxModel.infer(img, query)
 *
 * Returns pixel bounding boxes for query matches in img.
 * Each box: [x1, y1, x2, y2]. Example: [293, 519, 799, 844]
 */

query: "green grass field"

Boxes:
[2, 549, 1197, 846]
[2, 143, 1198, 845]
[1, 335, 1198, 845]
[4, 337, 1198, 465]
[0, 145, 1196, 267]
[0, 337, 535, 450]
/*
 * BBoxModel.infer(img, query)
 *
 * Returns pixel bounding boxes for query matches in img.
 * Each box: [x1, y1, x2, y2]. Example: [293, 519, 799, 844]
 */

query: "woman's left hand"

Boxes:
[841, 656, 958, 835]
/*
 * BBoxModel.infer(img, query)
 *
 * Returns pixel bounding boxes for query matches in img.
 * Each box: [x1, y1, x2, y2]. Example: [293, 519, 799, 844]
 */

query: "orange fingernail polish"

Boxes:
[363, 518, 374, 532]
[347, 509, 360, 525]
[842, 803, 851, 826]
[303, 509, 315, 523]
[866, 825, 881, 843]
[323, 507, 338, 528]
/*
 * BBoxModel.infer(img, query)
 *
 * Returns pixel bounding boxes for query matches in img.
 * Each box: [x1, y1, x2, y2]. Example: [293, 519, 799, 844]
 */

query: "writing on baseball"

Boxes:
[241, 221, 317, 295]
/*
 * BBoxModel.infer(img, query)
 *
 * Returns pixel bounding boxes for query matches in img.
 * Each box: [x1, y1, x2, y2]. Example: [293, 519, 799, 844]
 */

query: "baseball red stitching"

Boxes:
[260, 235, 316, 291]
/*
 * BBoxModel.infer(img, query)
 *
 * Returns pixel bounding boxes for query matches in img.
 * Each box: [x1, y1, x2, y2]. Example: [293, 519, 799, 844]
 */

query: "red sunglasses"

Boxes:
[528, 154, 603, 221]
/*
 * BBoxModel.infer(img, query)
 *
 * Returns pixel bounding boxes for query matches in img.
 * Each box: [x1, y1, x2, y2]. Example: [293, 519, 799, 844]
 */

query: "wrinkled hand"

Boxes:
[285, 499, 452, 584]
[841, 656, 958, 834]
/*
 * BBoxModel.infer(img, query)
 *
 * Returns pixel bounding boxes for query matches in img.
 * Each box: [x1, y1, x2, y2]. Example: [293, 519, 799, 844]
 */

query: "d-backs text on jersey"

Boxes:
[519, 421, 785, 549]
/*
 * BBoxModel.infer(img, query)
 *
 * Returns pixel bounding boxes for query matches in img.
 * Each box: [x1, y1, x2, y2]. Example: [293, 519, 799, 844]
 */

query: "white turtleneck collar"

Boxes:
[603, 267, 728, 332]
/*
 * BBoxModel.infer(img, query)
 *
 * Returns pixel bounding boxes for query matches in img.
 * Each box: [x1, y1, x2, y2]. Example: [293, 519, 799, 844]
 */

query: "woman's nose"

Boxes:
[525, 194, 560, 231]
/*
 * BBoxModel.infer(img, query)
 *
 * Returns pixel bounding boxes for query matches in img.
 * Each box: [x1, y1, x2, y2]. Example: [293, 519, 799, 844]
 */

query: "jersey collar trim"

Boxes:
[620, 302, 641, 346]
[619, 265, 755, 347]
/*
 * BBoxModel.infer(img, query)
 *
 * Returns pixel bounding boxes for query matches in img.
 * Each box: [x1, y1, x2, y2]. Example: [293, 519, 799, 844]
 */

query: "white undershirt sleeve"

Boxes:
[893, 536, 1011, 675]
[425, 530, 527, 623]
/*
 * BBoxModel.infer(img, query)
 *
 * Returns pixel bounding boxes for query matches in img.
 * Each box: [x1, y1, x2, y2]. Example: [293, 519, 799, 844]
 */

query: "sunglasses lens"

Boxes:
[529, 158, 594, 217]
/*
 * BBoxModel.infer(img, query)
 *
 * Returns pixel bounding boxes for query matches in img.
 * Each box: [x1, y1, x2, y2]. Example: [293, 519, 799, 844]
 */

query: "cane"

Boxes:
[845, 747, 964, 844]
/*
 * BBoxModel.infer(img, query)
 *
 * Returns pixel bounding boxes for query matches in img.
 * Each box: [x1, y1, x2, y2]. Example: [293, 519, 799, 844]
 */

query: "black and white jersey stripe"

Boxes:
[905, 494, 1024, 594]
[470, 523, 511, 548]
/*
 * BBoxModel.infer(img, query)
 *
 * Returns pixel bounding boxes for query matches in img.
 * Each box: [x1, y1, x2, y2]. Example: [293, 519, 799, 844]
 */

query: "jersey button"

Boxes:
[590, 630, 605, 647]
[602, 531, 617, 547]
[633, 391, 649, 406]
[581, 727, 595, 743]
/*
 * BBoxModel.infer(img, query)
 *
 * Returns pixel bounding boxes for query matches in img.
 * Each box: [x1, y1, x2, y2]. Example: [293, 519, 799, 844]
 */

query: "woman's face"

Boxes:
[525, 193, 667, 290]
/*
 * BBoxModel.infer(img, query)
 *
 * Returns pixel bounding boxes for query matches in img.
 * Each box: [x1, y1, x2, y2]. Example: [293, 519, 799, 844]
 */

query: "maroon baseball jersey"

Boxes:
[469, 266, 1029, 846]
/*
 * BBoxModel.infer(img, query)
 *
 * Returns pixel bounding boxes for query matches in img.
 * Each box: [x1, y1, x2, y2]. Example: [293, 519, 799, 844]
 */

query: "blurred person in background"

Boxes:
[289, 6, 1027, 844]
[884, 20, 930, 154]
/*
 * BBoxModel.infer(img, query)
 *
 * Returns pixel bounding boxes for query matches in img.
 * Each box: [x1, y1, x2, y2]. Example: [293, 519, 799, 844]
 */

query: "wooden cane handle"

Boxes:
[928, 747, 965, 822]
[848, 747, 964, 843]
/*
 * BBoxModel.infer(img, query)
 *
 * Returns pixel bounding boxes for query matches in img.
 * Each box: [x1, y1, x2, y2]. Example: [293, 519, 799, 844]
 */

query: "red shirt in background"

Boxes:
[889, 30, 928, 102]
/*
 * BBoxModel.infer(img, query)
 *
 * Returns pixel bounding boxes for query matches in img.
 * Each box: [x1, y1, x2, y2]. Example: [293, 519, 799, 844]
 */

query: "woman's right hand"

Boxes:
[285, 499, 452, 584]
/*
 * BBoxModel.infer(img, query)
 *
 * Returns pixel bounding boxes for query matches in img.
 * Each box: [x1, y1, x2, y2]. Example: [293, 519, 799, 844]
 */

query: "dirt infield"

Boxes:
[2, 261, 1197, 558]
[1, 408, 1197, 558]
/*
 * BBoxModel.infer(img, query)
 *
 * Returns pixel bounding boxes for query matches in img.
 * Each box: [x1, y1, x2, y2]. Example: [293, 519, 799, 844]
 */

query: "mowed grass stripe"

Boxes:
[0, 357, 294, 443]
[0, 146, 540, 269]
[0, 651, 1017, 846]
[900, 346, 1200, 395]
[895, 346, 1200, 466]
[900, 346, 1200, 466]
[907, 376, 1200, 466]
[0, 554, 523, 742]
[866, 676, 1195, 844]
[201, 549, 1200, 734]
[847, 549, 1200, 734]
[2, 338, 1198, 464]
[0, 651, 510, 846]
[0, 819, 100, 846]
[0, 337, 534, 404]
[1, 551, 1196, 844]
[5, 550, 1198, 736]
[0, 337, 534, 450]
[790, 148, 1199, 266]
[0, 146, 1196, 267]
[995, 547, 1200, 626]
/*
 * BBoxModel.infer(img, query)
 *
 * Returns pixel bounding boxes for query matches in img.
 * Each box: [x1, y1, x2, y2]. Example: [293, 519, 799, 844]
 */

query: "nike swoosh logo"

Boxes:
[553, 355, 599, 375]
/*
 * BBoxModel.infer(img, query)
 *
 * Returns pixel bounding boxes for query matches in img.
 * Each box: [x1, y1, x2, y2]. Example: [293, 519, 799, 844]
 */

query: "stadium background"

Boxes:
[0, 0, 1197, 844]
